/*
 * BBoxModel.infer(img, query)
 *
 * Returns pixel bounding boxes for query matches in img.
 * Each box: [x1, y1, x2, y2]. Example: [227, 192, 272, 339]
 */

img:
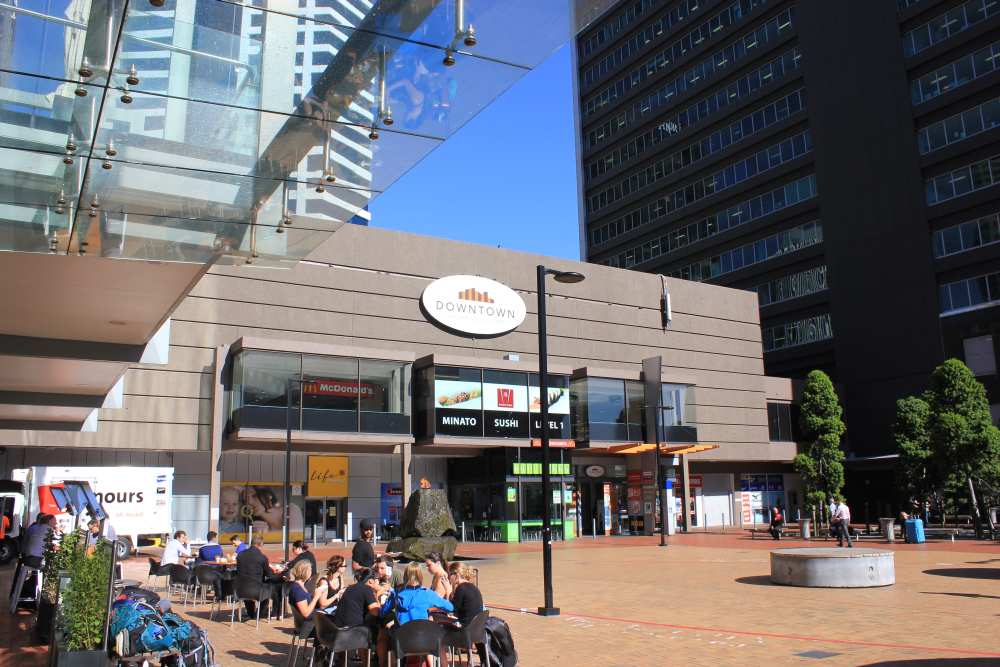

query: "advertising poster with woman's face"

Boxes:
[219, 482, 304, 543]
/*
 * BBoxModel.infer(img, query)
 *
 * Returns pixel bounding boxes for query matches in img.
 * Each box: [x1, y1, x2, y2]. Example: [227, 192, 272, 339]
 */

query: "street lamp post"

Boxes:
[284, 377, 302, 563]
[536, 265, 584, 618]
[653, 404, 674, 547]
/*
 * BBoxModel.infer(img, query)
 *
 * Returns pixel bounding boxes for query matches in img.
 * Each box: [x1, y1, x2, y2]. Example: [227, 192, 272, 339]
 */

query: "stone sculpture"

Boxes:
[388, 488, 458, 561]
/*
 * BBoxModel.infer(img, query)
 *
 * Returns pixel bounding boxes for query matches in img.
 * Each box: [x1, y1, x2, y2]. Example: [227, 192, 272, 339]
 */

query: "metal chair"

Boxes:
[313, 612, 370, 667]
[231, 576, 273, 629]
[286, 605, 316, 667]
[193, 565, 231, 618]
[391, 619, 446, 667]
[8, 562, 42, 613]
[445, 610, 490, 667]
[167, 564, 198, 605]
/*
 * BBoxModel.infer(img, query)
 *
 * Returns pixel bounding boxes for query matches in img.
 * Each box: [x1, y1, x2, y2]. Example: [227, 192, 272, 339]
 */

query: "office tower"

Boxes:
[575, 0, 1000, 457]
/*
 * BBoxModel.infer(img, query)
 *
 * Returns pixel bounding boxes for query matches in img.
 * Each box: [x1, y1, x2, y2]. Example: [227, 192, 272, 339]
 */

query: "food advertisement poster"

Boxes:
[219, 481, 305, 543]
[483, 379, 529, 438]
[529, 384, 571, 438]
[435, 378, 483, 436]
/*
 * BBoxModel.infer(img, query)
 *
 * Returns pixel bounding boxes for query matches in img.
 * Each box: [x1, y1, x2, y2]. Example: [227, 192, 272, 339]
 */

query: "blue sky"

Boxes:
[369, 46, 582, 260]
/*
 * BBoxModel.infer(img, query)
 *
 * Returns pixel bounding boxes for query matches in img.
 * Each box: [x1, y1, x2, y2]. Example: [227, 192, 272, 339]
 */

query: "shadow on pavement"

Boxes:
[922, 568, 1000, 580]
[734, 575, 774, 586]
[921, 590, 1000, 600]
[227, 650, 284, 665]
[860, 660, 1000, 666]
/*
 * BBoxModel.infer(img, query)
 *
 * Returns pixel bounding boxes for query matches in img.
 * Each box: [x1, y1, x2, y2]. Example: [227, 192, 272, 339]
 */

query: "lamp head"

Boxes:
[550, 270, 585, 284]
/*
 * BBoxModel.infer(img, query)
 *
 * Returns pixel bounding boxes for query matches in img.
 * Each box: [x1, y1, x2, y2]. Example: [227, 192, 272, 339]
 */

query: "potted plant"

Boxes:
[45, 529, 114, 666]
[37, 527, 81, 644]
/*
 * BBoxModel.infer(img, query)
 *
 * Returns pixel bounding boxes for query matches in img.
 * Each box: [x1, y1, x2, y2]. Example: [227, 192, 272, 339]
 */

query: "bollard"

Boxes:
[592, 518, 597, 540]
[313, 524, 319, 549]
[248, 525, 253, 545]
[462, 521, 466, 542]
[704, 513, 708, 532]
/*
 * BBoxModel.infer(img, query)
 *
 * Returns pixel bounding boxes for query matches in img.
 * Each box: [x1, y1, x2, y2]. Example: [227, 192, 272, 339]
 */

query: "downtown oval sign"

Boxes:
[421, 274, 527, 337]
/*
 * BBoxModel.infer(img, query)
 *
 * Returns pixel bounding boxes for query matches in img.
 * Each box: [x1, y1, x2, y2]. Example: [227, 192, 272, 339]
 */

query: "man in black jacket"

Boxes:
[236, 534, 280, 618]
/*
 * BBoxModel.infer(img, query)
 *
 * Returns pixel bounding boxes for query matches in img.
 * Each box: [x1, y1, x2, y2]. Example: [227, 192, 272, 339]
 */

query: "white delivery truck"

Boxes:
[0, 466, 173, 561]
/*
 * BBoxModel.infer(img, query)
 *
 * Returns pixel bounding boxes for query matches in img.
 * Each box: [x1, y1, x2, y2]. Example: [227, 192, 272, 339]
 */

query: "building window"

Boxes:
[669, 221, 823, 282]
[582, 378, 629, 441]
[926, 154, 1000, 205]
[903, 0, 1000, 58]
[762, 314, 833, 351]
[586, 88, 806, 183]
[588, 130, 812, 216]
[583, 8, 795, 118]
[767, 402, 795, 441]
[586, 46, 803, 153]
[302, 355, 359, 431]
[756, 265, 828, 306]
[939, 272, 1000, 315]
[360, 359, 411, 432]
[581, 0, 664, 59]
[597, 174, 817, 266]
[963, 335, 997, 376]
[933, 211, 1000, 257]
[911, 39, 1000, 105]
[919, 97, 1000, 155]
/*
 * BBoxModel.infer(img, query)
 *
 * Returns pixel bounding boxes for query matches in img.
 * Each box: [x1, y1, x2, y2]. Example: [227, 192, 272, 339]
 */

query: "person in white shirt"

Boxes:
[161, 530, 192, 566]
[832, 497, 853, 548]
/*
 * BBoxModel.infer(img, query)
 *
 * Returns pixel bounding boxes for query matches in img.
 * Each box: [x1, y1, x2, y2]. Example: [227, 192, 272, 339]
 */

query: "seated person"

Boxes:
[447, 562, 483, 627]
[332, 568, 381, 629]
[424, 552, 452, 599]
[161, 531, 192, 566]
[314, 555, 347, 613]
[198, 531, 224, 563]
[235, 534, 281, 618]
[230, 534, 248, 556]
[287, 561, 325, 619]
[381, 564, 453, 666]
[284, 541, 317, 579]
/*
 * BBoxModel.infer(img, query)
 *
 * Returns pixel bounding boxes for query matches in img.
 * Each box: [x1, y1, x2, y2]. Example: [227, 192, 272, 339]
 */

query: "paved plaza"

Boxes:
[6, 533, 1000, 666]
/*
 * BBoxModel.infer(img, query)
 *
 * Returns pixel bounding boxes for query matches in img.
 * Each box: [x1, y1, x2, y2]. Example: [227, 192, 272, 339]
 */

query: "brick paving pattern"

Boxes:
[3, 533, 1000, 666]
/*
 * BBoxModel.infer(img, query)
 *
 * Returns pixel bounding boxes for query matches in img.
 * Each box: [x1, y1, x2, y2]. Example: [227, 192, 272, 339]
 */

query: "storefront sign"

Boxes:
[434, 378, 482, 436]
[529, 383, 571, 438]
[303, 378, 378, 398]
[512, 462, 571, 475]
[584, 465, 605, 478]
[740, 492, 753, 524]
[529, 439, 575, 448]
[483, 379, 529, 438]
[380, 483, 402, 525]
[421, 275, 527, 336]
[507, 487, 517, 502]
[308, 456, 349, 497]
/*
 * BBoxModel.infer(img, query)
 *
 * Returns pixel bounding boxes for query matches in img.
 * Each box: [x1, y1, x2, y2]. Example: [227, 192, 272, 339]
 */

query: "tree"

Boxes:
[893, 394, 933, 510]
[926, 359, 1000, 520]
[793, 370, 846, 522]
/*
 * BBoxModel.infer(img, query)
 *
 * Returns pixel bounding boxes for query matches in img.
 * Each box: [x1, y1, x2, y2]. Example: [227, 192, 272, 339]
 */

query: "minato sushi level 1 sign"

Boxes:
[421, 275, 527, 336]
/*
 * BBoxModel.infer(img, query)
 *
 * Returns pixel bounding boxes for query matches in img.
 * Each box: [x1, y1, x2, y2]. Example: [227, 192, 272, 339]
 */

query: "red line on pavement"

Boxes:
[485, 604, 1000, 658]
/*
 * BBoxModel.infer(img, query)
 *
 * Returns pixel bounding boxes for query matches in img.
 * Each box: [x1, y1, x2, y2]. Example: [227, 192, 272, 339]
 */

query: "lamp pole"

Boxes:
[536, 265, 584, 618]
[653, 404, 674, 547]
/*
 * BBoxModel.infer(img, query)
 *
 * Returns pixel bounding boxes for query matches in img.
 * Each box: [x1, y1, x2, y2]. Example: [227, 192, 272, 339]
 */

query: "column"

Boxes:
[400, 442, 412, 507]
[681, 454, 692, 532]
[207, 345, 229, 532]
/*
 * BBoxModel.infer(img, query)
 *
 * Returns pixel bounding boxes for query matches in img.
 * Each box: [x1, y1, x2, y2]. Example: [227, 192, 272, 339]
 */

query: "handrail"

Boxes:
[0, 2, 254, 75]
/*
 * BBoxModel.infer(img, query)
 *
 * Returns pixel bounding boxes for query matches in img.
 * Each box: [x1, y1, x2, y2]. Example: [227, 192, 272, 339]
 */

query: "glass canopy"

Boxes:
[0, 0, 573, 265]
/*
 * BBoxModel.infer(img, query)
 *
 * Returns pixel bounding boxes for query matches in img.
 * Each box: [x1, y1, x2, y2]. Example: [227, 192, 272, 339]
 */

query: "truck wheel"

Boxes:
[0, 537, 18, 565]
[114, 537, 133, 560]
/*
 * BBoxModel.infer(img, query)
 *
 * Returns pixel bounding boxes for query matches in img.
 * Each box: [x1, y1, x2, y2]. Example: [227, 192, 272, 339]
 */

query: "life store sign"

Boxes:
[421, 274, 527, 337]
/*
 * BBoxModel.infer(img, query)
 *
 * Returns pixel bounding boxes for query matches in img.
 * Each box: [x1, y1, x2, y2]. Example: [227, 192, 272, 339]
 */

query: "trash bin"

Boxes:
[800, 518, 811, 540]
[904, 518, 925, 544]
[880, 517, 896, 543]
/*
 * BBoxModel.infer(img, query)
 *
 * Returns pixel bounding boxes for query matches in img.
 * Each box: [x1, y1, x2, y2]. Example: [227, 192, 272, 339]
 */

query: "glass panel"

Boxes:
[586, 377, 627, 441]
[950, 281, 972, 309]
[625, 380, 644, 441]
[236, 350, 301, 429]
[302, 355, 358, 432]
[661, 384, 685, 426]
[360, 359, 410, 434]
[969, 275, 989, 304]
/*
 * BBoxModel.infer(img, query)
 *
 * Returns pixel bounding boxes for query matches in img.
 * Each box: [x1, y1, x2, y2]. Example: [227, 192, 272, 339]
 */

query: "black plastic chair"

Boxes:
[146, 558, 169, 591]
[231, 576, 273, 629]
[167, 564, 197, 605]
[286, 605, 316, 667]
[392, 619, 446, 667]
[445, 610, 490, 667]
[313, 613, 370, 667]
[193, 565, 228, 617]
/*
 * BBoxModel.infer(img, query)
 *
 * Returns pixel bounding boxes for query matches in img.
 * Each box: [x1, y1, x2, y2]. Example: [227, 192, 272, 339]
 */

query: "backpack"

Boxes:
[119, 586, 160, 606]
[484, 616, 518, 667]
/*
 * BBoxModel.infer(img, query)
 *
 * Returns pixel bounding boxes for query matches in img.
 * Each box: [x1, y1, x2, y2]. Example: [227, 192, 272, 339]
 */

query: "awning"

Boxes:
[599, 443, 720, 456]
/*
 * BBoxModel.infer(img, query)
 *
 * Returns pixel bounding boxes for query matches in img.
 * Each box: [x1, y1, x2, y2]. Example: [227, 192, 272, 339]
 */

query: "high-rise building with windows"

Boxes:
[575, 0, 1000, 459]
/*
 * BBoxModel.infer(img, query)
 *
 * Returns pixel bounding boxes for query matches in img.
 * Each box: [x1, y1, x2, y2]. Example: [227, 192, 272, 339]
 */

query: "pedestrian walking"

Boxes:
[832, 496, 853, 548]
[769, 505, 784, 540]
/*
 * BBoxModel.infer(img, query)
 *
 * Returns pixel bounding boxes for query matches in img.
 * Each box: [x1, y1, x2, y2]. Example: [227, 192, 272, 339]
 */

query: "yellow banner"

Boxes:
[308, 456, 349, 497]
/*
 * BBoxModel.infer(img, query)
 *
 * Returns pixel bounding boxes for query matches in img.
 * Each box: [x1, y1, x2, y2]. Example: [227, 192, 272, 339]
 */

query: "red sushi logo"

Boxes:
[496, 387, 514, 409]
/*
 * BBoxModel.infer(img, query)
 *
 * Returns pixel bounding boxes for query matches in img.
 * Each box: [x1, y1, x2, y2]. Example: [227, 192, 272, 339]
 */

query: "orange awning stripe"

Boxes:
[601, 443, 720, 456]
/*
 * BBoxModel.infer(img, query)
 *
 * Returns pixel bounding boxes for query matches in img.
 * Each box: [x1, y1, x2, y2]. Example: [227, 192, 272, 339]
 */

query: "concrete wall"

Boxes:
[0, 225, 789, 510]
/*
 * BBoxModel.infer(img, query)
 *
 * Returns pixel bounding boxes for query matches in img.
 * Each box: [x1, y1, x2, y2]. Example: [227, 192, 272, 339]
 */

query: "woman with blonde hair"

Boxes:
[287, 561, 325, 619]
[447, 562, 484, 627]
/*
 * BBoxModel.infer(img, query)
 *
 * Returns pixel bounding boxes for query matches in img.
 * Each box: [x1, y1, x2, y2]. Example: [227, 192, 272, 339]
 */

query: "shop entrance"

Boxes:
[579, 479, 627, 536]
[304, 498, 346, 541]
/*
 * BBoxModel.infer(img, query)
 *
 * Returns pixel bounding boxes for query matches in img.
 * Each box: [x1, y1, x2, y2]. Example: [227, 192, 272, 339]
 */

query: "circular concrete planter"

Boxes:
[770, 547, 895, 588]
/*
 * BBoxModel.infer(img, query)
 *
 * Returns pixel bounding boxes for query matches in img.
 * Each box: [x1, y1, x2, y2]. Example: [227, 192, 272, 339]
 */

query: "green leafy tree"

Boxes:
[926, 359, 1000, 514]
[893, 395, 934, 509]
[793, 370, 846, 521]
[60, 537, 112, 651]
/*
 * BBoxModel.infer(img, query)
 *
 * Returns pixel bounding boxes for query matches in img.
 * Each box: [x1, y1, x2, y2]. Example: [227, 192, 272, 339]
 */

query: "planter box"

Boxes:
[54, 648, 113, 667]
[35, 599, 55, 644]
